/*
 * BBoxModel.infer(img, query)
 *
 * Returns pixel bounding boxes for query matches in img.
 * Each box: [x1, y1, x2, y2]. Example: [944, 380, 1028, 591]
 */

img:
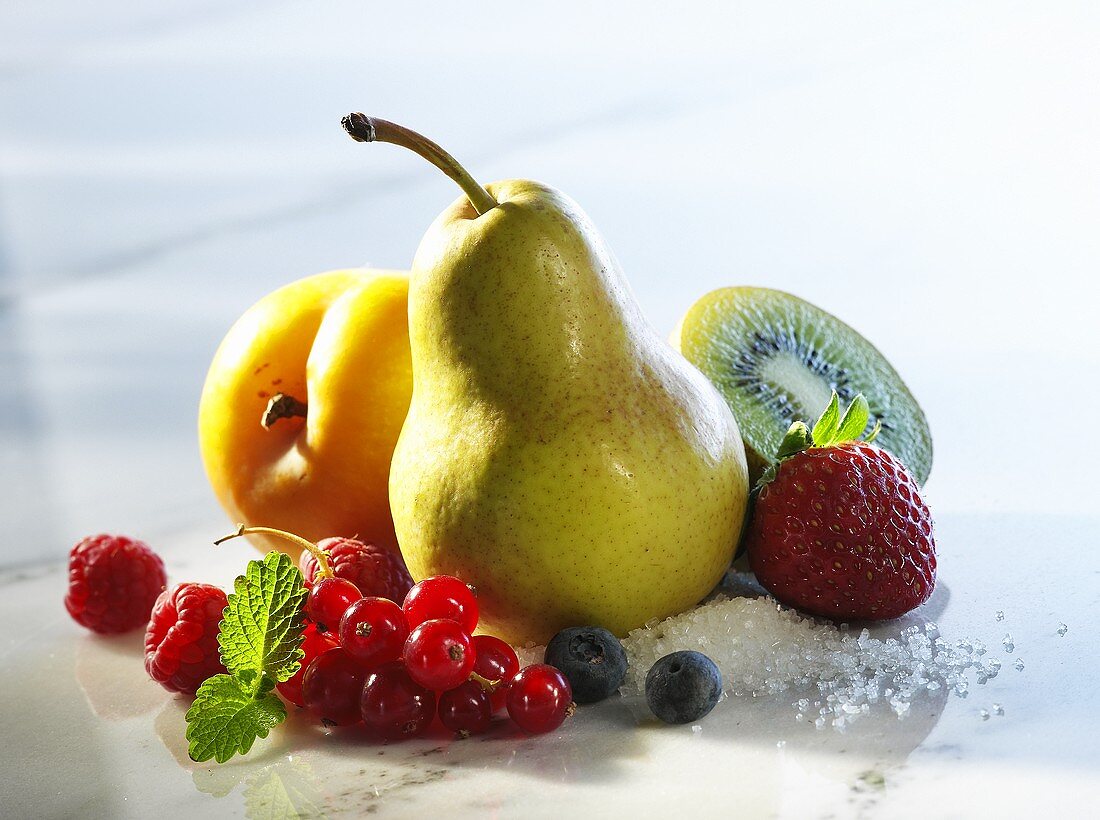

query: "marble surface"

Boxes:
[2, 2, 1099, 818]
[2, 514, 1096, 819]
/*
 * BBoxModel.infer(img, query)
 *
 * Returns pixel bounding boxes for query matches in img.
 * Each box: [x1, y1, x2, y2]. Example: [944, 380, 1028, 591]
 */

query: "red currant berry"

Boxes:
[338, 597, 408, 668]
[65, 534, 166, 634]
[302, 647, 367, 726]
[402, 619, 475, 691]
[277, 624, 338, 707]
[306, 577, 361, 632]
[403, 575, 478, 633]
[438, 680, 493, 737]
[299, 537, 414, 601]
[472, 635, 520, 712]
[360, 661, 436, 740]
[506, 664, 573, 734]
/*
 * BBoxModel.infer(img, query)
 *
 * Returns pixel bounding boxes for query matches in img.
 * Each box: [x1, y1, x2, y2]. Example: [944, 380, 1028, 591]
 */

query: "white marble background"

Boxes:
[3, 2, 1098, 566]
[2, 4, 1099, 819]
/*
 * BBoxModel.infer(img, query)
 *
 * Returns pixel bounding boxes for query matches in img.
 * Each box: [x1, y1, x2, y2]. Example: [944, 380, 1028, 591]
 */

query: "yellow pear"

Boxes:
[343, 115, 749, 644]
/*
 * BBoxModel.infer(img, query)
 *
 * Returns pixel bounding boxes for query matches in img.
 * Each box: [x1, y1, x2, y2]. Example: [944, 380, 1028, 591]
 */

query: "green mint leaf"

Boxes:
[185, 671, 286, 763]
[835, 394, 871, 442]
[219, 551, 307, 682]
[776, 421, 812, 460]
[811, 392, 841, 446]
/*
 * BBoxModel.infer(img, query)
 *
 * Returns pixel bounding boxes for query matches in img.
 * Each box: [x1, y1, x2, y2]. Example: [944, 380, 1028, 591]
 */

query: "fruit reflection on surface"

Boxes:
[342, 114, 750, 646]
[198, 269, 412, 557]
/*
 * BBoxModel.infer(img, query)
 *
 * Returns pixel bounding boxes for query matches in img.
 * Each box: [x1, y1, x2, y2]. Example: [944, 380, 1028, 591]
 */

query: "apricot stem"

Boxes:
[214, 524, 334, 578]
[261, 393, 307, 429]
[341, 113, 498, 216]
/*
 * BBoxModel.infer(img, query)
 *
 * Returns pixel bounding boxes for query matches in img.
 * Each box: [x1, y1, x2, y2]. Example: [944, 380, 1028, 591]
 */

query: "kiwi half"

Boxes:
[674, 287, 932, 485]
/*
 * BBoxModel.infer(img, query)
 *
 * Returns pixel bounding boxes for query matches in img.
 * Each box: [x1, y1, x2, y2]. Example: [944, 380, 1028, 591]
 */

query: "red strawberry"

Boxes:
[745, 393, 936, 621]
[299, 537, 413, 602]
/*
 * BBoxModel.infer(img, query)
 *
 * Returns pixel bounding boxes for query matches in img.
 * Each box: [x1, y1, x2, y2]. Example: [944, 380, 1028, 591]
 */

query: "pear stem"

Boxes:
[215, 524, 334, 579]
[341, 113, 498, 216]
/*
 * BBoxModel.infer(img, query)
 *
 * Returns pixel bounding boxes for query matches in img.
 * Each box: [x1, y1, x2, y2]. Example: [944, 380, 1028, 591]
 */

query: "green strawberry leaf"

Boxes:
[754, 421, 811, 492]
[760, 393, 881, 493]
[185, 671, 286, 764]
[219, 551, 307, 683]
[776, 421, 813, 459]
[811, 392, 841, 446]
[835, 394, 871, 443]
[866, 418, 883, 444]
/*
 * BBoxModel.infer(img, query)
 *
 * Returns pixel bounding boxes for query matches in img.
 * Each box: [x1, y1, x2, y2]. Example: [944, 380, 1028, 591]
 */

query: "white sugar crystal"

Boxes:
[992, 703, 1004, 716]
[1057, 623, 1068, 637]
[1015, 658, 1025, 671]
[620, 586, 1004, 730]
[1002, 634, 1015, 652]
[995, 611, 1005, 622]
[980, 709, 990, 721]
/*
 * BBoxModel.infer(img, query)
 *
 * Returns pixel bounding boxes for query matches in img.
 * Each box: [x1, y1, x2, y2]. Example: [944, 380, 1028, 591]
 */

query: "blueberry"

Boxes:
[544, 626, 628, 704]
[644, 650, 723, 724]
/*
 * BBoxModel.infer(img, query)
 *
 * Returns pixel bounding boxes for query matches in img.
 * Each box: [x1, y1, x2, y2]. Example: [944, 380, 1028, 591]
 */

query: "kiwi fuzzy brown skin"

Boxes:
[673, 286, 932, 487]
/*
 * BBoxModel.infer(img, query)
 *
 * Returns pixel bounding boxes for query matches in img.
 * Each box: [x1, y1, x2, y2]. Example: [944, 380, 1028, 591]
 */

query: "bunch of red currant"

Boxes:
[283, 571, 574, 739]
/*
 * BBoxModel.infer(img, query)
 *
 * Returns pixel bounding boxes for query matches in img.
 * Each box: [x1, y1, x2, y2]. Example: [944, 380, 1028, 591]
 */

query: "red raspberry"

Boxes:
[299, 537, 413, 602]
[65, 534, 167, 634]
[748, 441, 936, 620]
[144, 583, 229, 695]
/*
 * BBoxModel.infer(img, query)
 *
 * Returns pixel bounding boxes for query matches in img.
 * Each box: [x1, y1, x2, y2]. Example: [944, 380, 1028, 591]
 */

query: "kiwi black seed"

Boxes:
[675, 286, 932, 486]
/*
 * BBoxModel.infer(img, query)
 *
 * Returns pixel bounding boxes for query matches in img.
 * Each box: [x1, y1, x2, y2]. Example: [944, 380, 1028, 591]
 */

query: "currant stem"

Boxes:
[468, 671, 501, 692]
[214, 524, 334, 579]
[341, 113, 498, 216]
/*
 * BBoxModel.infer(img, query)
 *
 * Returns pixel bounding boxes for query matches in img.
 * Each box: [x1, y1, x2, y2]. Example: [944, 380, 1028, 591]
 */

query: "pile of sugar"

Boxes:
[619, 593, 1003, 729]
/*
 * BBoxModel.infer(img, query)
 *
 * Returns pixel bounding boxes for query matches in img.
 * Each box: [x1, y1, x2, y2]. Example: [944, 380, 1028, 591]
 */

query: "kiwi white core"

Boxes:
[758, 351, 835, 423]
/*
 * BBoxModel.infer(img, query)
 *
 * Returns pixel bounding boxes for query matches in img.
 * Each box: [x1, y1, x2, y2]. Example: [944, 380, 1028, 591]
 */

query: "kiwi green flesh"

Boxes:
[683, 287, 932, 486]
